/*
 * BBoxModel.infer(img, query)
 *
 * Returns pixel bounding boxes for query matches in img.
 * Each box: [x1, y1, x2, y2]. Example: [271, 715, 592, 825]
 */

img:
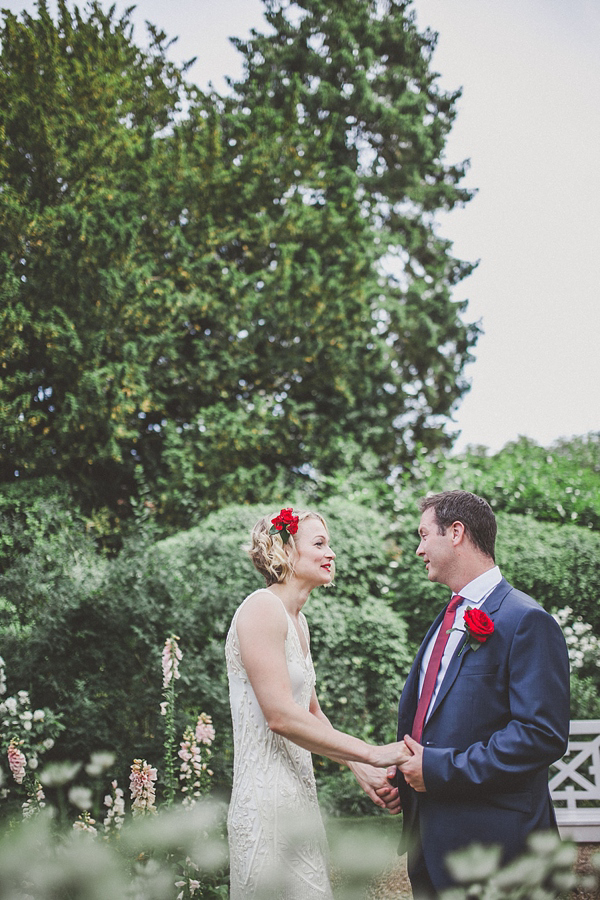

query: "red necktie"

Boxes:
[412, 595, 463, 742]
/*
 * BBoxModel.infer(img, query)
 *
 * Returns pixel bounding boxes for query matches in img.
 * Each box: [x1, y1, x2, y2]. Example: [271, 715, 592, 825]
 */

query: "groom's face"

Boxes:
[416, 508, 455, 586]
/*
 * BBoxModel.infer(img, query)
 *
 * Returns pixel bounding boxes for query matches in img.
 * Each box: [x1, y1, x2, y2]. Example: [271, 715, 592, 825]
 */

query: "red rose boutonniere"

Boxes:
[450, 607, 495, 657]
[269, 508, 299, 544]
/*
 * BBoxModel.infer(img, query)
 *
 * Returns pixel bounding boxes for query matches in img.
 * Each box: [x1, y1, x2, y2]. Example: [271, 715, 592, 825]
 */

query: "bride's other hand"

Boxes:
[347, 762, 402, 814]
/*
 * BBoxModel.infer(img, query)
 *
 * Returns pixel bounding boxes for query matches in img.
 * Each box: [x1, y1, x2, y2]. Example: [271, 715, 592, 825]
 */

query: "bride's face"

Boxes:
[291, 518, 335, 588]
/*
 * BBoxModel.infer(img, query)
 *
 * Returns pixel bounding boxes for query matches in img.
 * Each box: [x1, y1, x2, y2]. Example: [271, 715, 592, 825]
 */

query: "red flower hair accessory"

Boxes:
[269, 508, 299, 545]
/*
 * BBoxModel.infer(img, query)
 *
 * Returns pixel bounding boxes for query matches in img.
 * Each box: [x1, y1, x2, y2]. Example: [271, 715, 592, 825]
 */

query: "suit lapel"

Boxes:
[481, 577, 510, 616]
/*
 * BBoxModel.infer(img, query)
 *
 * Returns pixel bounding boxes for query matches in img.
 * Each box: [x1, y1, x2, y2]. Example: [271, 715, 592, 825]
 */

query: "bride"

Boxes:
[226, 507, 408, 899]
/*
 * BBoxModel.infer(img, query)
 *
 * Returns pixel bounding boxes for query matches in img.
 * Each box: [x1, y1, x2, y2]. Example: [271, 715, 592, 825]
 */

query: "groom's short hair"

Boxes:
[420, 490, 497, 561]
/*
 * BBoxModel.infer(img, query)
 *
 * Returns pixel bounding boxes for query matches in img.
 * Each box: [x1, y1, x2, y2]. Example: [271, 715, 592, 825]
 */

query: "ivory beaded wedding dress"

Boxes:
[225, 589, 334, 899]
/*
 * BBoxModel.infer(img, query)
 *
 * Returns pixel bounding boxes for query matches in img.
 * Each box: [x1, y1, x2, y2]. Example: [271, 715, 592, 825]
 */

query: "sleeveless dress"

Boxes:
[225, 589, 334, 900]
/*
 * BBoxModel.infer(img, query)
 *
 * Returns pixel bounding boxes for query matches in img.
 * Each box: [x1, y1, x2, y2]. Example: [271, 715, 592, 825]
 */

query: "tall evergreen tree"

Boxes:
[0, 0, 191, 513]
[208, 0, 479, 473]
[0, 0, 479, 528]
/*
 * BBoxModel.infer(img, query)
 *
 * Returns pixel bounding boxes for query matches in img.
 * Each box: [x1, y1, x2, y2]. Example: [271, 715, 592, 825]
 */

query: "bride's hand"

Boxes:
[395, 740, 414, 766]
[372, 740, 414, 768]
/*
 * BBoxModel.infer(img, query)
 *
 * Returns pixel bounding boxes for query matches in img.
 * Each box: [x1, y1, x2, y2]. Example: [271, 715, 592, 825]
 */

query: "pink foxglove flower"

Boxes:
[162, 635, 182, 689]
[175, 874, 201, 898]
[178, 715, 215, 807]
[195, 712, 215, 746]
[104, 780, 126, 832]
[8, 739, 26, 784]
[129, 759, 158, 817]
[178, 728, 204, 808]
[22, 782, 46, 819]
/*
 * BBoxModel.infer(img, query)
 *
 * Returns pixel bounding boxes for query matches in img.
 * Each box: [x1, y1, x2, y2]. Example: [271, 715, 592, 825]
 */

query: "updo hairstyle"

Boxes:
[248, 509, 331, 586]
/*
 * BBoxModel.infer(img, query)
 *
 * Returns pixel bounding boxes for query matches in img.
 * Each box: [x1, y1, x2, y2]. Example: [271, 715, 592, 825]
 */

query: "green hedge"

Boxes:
[1, 493, 599, 814]
[0, 499, 412, 812]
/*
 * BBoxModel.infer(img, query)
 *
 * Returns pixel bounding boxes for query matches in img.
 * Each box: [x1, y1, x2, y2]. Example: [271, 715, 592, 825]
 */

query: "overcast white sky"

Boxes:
[4, 0, 599, 453]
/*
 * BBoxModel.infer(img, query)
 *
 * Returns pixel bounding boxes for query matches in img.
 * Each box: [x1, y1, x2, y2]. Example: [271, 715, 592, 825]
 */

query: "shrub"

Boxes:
[0, 499, 412, 813]
[1, 490, 598, 814]
[410, 433, 600, 530]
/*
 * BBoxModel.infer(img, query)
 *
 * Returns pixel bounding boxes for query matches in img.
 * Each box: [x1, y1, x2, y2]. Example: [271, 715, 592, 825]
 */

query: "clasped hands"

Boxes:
[350, 734, 425, 815]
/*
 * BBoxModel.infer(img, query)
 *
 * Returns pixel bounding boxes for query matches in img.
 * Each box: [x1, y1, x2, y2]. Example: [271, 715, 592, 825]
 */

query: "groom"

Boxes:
[391, 490, 570, 899]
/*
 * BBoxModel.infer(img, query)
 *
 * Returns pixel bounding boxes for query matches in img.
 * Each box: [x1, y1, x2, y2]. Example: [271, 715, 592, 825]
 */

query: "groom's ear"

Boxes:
[450, 520, 466, 545]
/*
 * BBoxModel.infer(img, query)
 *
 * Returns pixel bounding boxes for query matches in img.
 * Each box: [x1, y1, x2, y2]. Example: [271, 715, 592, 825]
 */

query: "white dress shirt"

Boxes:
[418, 566, 502, 720]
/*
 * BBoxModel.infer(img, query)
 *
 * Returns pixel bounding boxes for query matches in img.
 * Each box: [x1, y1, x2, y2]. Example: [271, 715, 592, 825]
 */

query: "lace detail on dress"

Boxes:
[226, 590, 333, 899]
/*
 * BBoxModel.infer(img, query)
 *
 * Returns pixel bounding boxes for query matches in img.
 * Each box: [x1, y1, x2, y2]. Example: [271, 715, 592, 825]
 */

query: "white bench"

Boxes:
[549, 719, 600, 842]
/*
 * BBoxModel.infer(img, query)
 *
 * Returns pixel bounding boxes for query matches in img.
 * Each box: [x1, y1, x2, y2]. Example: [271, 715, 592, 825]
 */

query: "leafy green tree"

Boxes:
[494, 512, 600, 632]
[1, 0, 479, 530]
[207, 0, 479, 475]
[0, 0, 192, 514]
[0, 476, 78, 572]
[409, 433, 600, 529]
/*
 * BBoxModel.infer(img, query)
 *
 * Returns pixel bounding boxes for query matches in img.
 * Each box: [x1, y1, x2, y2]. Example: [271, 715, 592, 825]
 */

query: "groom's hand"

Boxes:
[398, 734, 426, 792]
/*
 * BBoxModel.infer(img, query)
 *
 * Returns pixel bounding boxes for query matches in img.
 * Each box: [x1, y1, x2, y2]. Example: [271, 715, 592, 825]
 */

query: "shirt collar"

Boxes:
[456, 565, 502, 606]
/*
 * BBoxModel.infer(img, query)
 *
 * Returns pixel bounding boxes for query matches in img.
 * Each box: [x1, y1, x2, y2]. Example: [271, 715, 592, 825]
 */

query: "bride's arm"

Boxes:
[308, 688, 402, 813]
[237, 592, 406, 768]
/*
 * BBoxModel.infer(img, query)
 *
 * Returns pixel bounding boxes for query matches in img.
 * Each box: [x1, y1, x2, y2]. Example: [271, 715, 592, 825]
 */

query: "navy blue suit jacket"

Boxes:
[396, 578, 570, 890]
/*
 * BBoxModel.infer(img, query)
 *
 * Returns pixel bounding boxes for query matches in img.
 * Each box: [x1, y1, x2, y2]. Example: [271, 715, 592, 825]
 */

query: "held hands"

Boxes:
[396, 740, 413, 767]
[353, 735, 425, 812]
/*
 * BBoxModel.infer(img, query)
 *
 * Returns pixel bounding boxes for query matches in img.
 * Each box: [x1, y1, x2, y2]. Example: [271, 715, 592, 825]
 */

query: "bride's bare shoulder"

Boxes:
[237, 589, 286, 630]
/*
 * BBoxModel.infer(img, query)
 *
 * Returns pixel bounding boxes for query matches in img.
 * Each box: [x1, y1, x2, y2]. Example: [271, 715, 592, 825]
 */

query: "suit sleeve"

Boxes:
[422, 606, 570, 797]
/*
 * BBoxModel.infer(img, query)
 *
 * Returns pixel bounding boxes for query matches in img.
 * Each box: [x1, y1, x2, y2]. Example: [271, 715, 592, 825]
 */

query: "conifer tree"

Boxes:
[0, 1, 191, 513]
[206, 0, 479, 477]
[0, 0, 479, 527]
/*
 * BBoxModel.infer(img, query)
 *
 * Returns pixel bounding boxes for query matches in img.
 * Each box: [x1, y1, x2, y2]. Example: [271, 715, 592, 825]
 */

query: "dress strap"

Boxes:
[298, 611, 310, 646]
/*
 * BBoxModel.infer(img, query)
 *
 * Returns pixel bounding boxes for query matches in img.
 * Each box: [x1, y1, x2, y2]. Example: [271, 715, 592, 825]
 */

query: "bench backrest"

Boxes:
[549, 719, 600, 809]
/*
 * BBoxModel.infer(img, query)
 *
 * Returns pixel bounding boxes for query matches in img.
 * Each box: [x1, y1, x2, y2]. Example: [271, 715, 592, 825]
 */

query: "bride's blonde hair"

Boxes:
[248, 509, 333, 586]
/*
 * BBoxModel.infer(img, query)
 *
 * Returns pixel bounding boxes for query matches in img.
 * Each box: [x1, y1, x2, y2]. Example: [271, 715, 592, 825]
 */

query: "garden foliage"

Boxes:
[0, 5, 599, 890]
[0, 800, 596, 899]
[0, 0, 478, 531]
[411, 433, 600, 529]
[439, 830, 599, 899]
[1, 479, 600, 813]
[0, 499, 414, 813]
